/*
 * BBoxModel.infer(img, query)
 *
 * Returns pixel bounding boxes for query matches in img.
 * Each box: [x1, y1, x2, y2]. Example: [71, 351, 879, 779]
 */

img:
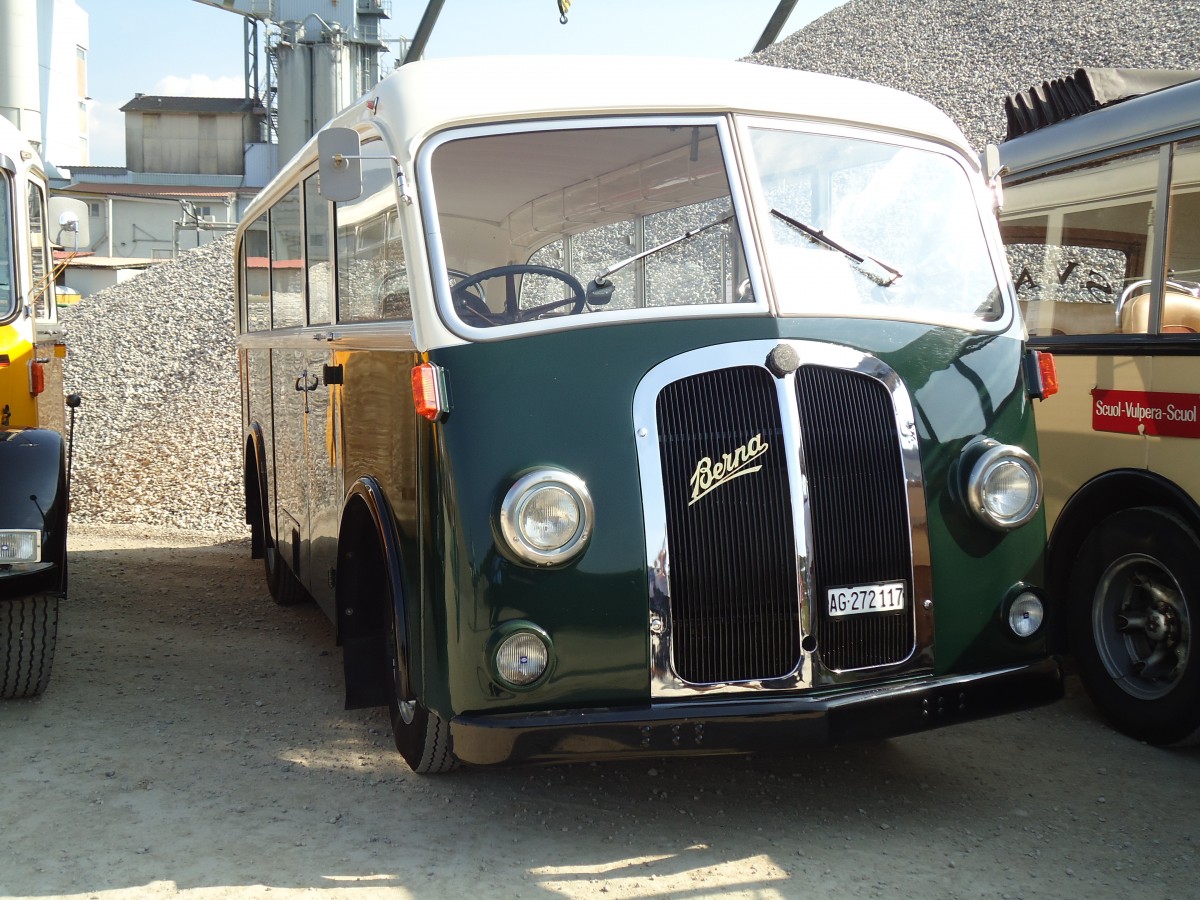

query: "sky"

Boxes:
[79, 0, 844, 167]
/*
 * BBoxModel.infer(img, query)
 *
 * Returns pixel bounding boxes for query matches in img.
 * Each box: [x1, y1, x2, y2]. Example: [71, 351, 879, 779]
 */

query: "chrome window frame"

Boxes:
[415, 115, 770, 343]
[736, 115, 1018, 335]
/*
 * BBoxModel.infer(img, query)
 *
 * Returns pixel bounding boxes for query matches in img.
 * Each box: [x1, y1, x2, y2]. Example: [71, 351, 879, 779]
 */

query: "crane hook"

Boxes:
[557, 0, 570, 24]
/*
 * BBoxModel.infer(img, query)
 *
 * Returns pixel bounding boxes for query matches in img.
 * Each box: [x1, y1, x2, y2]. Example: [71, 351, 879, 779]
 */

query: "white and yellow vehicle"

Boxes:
[0, 115, 76, 699]
[998, 68, 1200, 743]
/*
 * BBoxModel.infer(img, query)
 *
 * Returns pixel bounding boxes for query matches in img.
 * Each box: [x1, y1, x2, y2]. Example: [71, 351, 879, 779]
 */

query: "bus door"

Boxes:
[301, 174, 341, 616]
[267, 184, 333, 612]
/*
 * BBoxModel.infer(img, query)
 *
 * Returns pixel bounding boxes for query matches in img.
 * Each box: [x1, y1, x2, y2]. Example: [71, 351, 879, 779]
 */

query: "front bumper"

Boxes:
[450, 656, 1063, 765]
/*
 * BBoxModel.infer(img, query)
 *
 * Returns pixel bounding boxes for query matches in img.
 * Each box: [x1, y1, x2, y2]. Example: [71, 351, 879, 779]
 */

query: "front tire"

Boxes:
[1069, 506, 1200, 744]
[387, 604, 456, 773]
[1, 595, 60, 699]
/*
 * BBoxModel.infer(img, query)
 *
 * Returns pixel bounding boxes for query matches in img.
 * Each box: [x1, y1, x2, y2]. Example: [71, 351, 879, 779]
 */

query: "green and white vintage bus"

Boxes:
[235, 56, 1061, 772]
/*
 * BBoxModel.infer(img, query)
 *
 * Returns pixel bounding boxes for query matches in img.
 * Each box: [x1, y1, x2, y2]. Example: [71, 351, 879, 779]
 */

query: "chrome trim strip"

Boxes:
[633, 339, 933, 699]
[237, 321, 417, 352]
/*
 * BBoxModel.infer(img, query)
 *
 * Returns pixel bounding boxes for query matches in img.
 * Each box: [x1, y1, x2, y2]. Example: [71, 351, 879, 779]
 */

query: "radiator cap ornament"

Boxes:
[766, 344, 799, 377]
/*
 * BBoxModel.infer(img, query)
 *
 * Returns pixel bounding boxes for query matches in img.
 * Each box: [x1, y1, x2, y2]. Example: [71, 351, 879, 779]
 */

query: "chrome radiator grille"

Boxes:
[795, 366, 915, 671]
[656, 366, 800, 684]
[653, 356, 915, 686]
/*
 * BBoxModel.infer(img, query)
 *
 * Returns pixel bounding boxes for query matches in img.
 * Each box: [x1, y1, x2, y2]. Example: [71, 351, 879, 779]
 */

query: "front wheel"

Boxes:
[387, 604, 456, 773]
[1, 595, 60, 699]
[1069, 506, 1200, 744]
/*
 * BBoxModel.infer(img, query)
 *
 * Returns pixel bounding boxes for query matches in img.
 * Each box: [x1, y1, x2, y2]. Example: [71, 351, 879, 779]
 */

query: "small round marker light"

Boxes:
[1008, 592, 1044, 638]
[495, 631, 549, 687]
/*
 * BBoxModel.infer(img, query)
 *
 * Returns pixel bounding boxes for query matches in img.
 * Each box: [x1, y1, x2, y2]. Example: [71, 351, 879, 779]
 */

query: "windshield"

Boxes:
[0, 174, 14, 319]
[426, 122, 755, 332]
[747, 126, 1004, 325]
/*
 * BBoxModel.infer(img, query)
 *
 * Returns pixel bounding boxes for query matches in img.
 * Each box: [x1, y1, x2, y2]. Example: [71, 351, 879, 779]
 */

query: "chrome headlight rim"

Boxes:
[498, 468, 594, 566]
[966, 443, 1042, 530]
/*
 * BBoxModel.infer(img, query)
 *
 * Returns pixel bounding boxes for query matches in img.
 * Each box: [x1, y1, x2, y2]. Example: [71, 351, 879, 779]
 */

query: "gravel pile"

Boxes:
[59, 0, 1200, 533]
[60, 235, 244, 534]
[751, 0, 1200, 150]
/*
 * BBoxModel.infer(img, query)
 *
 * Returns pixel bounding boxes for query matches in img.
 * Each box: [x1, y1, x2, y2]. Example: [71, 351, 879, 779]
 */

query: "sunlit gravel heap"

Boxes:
[59, 0, 1200, 533]
[60, 235, 243, 533]
[751, 0, 1200, 150]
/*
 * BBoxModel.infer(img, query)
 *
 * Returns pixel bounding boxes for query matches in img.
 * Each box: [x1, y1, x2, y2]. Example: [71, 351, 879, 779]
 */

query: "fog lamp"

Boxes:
[0, 530, 41, 563]
[1007, 592, 1044, 638]
[966, 444, 1041, 530]
[495, 631, 549, 687]
[499, 468, 593, 565]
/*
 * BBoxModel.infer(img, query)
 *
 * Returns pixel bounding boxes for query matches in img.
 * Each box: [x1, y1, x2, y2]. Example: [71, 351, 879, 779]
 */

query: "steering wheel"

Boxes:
[450, 264, 586, 326]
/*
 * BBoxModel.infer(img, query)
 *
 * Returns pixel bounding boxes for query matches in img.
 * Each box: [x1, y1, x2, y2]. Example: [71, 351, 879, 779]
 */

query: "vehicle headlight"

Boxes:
[965, 443, 1041, 530]
[494, 629, 551, 687]
[1007, 591, 1045, 638]
[0, 530, 42, 563]
[498, 469, 593, 565]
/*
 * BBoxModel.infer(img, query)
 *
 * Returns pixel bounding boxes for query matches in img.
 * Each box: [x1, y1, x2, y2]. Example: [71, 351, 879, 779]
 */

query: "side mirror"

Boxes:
[318, 127, 363, 202]
[586, 279, 615, 306]
[49, 196, 90, 249]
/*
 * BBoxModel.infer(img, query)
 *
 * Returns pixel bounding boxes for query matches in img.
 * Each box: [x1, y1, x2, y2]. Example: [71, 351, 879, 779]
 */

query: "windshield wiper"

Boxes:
[589, 212, 734, 297]
[770, 208, 902, 287]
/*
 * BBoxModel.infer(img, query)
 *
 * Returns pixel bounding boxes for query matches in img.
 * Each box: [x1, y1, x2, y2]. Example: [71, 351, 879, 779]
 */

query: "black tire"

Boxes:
[387, 604, 456, 773]
[1069, 506, 1200, 744]
[263, 543, 305, 606]
[1, 595, 59, 699]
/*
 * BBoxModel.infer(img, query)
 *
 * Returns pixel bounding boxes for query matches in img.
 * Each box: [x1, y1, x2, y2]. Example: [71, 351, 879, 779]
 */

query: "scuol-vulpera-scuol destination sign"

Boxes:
[688, 433, 769, 505]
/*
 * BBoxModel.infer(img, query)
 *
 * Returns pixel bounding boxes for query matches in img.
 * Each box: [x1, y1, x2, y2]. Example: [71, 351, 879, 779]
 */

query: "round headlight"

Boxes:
[1007, 591, 1045, 638]
[499, 469, 594, 565]
[495, 630, 549, 687]
[966, 444, 1041, 530]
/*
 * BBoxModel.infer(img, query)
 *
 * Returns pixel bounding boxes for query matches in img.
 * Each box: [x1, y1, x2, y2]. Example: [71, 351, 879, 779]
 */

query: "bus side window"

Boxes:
[1163, 137, 1200, 333]
[1002, 148, 1158, 337]
[271, 185, 304, 329]
[336, 146, 409, 323]
[305, 173, 334, 326]
[242, 214, 271, 332]
[28, 180, 52, 320]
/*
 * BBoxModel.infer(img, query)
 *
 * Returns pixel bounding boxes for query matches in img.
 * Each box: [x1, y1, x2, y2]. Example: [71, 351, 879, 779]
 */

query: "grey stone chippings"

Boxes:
[58, 0, 1200, 533]
[60, 234, 244, 534]
[749, 0, 1200, 151]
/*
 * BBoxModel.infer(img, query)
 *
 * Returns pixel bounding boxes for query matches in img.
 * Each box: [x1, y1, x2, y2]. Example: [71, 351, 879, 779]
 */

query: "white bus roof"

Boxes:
[328, 56, 975, 162]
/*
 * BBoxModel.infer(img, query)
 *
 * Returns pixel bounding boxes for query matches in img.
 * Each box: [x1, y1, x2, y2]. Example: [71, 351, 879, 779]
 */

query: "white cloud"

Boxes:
[86, 99, 127, 168]
[152, 74, 244, 98]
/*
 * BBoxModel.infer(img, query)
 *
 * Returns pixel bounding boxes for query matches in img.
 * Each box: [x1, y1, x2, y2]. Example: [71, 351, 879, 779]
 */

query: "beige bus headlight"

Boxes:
[499, 469, 593, 565]
[0, 530, 41, 563]
[965, 444, 1041, 530]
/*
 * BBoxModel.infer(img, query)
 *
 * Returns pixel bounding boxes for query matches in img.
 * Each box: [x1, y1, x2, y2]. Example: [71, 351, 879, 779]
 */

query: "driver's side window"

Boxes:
[336, 142, 409, 323]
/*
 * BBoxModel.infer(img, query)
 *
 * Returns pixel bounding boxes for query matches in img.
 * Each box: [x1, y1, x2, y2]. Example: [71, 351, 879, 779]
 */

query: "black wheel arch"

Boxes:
[243, 424, 270, 559]
[0, 429, 69, 596]
[1047, 468, 1200, 652]
[337, 477, 413, 711]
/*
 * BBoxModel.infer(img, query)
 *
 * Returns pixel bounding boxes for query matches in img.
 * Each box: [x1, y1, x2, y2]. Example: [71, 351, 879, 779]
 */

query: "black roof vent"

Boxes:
[1003, 67, 1200, 140]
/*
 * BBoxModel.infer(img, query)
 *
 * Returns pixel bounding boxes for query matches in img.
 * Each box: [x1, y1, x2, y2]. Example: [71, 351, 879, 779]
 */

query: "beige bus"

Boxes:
[997, 68, 1200, 744]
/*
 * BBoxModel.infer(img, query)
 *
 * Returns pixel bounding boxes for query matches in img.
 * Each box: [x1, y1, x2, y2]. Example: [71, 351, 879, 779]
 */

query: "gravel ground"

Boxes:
[0, 526, 1195, 900]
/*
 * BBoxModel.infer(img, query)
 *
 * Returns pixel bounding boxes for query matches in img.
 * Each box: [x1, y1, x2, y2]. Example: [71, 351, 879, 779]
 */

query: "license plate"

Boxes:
[827, 581, 906, 618]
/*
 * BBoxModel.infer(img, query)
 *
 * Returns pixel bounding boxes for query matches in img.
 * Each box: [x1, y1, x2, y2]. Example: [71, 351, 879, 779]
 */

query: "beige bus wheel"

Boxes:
[1, 595, 59, 699]
[1069, 506, 1200, 745]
